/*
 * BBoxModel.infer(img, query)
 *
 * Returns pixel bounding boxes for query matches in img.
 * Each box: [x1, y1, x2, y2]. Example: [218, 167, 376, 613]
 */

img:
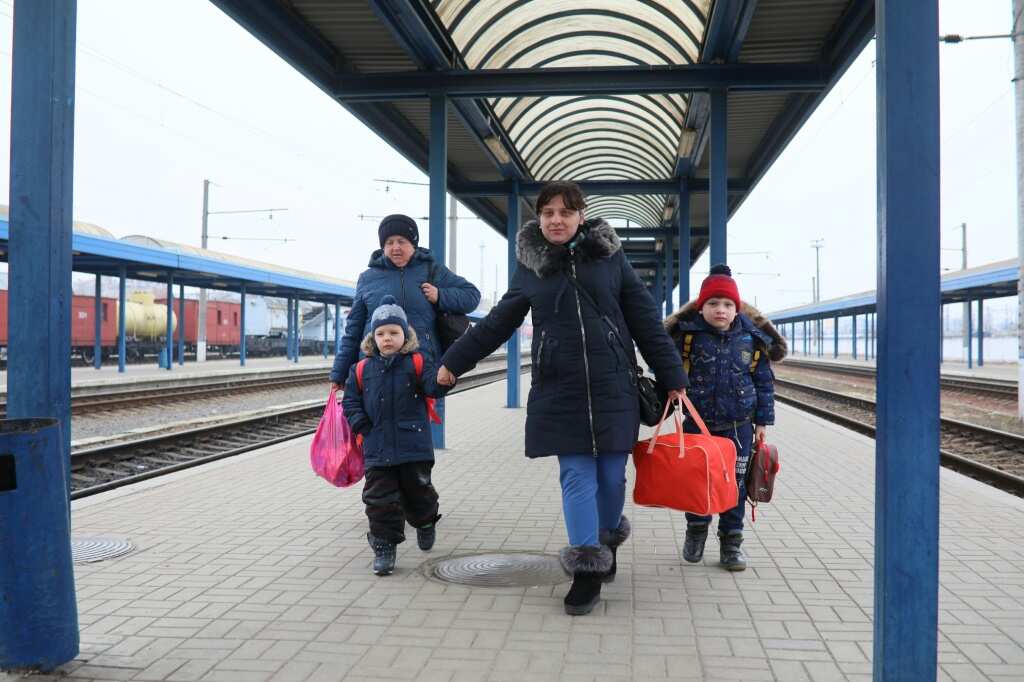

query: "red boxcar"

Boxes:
[157, 298, 241, 346]
[0, 290, 118, 347]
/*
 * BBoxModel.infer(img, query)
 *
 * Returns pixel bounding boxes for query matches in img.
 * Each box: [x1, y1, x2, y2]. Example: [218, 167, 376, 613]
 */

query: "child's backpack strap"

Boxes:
[750, 347, 762, 375]
[411, 353, 442, 424]
[355, 358, 369, 392]
[681, 333, 694, 375]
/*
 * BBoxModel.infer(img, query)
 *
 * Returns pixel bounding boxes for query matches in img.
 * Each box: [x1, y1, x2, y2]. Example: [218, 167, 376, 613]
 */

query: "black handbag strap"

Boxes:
[564, 271, 640, 375]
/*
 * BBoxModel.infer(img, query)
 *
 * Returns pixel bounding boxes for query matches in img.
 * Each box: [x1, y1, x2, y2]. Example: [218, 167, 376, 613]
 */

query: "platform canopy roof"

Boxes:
[210, 0, 873, 288]
[0, 209, 356, 304]
[767, 259, 1020, 324]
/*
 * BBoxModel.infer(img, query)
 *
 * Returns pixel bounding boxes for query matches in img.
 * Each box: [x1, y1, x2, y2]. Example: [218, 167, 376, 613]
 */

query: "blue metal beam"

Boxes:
[874, 0, 940, 676]
[664, 236, 674, 317]
[118, 265, 126, 373]
[709, 89, 728, 266]
[2, 0, 79, 669]
[93, 275, 102, 369]
[165, 275, 174, 371]
[322, 303, 328, 358]
[507, 181, 521, 409]
[333, 63, 829, 101]
[452, 178, 749, 197]
[334, 301, 341, 356]
[177, 283, 185, 366]
[429, 93, 447, 450]
[678, 179, 691, 307]
[240, 285, 247, 367]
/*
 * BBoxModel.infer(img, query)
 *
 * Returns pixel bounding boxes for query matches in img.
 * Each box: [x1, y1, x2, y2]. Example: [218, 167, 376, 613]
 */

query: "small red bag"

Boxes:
[309, 388, 364, 488]
[633, 394, 738, 516]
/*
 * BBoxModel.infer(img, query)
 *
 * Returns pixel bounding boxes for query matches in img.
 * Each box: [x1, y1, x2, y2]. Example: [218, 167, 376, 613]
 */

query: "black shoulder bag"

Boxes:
[428, 263, 472, 353]
[564, 272, 668, 427]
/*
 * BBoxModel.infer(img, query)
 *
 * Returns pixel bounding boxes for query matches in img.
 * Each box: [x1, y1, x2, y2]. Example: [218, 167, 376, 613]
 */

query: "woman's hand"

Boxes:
[331, 382, 343, 392]
[421, 282, 439, 304]
[437, 365, 456, 386]
[754, 425, 767, 444]
[666, 387, 686, 403]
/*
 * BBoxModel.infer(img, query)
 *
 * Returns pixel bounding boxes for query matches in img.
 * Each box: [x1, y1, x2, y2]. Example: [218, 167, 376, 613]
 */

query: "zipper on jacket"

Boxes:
[537, 330, 547, 376]
[570, 257, 598, 457]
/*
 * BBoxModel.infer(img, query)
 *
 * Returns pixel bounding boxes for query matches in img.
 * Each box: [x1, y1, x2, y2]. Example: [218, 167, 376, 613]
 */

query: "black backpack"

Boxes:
[428, 263, 472, 353]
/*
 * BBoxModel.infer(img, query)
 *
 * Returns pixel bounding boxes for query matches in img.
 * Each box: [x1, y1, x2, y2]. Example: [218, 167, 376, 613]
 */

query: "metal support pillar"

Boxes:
[678, 179, 690, 307]
[654, 262, 664, 313]
[978, 299, 984, 367]
[709, 88, 728, 266]
[118, 265, 126, 373]
[334, 301, 341, 356]
[874, 0, 941, 676]
[506, 181, 522, 409]
[834, 316, 839, 358]
[293, 299, 300, 364]
[239, 286, 247, 367]
[93, 274, 102, 369]
[322, 303, 329, 358]
[429, 93, 449, 448]
[852, 314, 858, 359]
[664, 235, 674, 317]
[2, 0, 80, 668]
[164, 275, 174, 371]
[286, 298, 293, 361]
[177, 284, 185, 366]
[966, 297, 973, 369]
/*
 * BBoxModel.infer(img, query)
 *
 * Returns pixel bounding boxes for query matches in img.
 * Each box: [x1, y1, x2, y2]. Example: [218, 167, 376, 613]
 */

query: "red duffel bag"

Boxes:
[633, 394, 738, 516]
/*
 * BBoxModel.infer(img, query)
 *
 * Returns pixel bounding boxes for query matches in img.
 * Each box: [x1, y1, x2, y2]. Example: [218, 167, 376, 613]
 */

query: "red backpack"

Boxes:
[355, 352, 441, 424]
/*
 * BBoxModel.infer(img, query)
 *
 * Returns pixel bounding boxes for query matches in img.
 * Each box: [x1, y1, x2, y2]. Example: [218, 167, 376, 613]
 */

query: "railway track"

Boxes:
[775, 378, 1024, 496]
[70, 362, 530, 499]
[781, 358, 1017, 398]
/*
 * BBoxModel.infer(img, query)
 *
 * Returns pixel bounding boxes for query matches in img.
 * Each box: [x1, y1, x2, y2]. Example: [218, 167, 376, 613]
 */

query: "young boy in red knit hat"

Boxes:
[663, 264, 786, 570]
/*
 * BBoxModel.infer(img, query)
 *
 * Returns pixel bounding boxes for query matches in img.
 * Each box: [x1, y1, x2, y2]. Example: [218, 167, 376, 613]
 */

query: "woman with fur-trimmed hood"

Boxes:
[437, 182, 688, 616]
[664, 264, 787, 572]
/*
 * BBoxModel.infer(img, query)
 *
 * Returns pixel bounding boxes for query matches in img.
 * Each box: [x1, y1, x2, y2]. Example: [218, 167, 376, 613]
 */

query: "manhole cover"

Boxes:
[428, 553, 569, 587]
[71, 536, 135, 563]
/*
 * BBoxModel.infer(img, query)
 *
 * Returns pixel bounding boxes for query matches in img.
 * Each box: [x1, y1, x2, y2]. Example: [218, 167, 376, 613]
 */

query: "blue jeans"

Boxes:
[557, 453, 629, 546]
[684, 421, 753, 533]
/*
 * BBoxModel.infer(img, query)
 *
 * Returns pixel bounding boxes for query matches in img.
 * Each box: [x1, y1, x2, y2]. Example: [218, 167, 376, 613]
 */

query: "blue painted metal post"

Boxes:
[334, 301, 341, 356]
[874, 0, 941, 676]
[834, 316, 839, 358]
[654, 262, 663, 313]
[177, 284, 185, 366]
[852, 314, 858, 359]
[165, 275, 174, 371]
[286, 297, 293, 361]
[978, 299, 984, 367]
[93, 274, 102, 369]
[664, 236, 674, 317]
[678, 180, 690, 307]
[239, 286, 246, 367]
[429, 92, 448, 447]
[709, 88, 728, 266]
[966, 297, 973, 369]
[118, 265, 126, 373]
[293, 299, 300, 364]
[2, 0, 79, 668]
[322, 303, 328, 358]
[506, 181, 521, 409]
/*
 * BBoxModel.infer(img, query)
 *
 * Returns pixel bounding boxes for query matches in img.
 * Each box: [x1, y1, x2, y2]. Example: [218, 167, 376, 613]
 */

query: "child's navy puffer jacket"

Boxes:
[341, 328, 447, 469]
[672, 309, 776, 429]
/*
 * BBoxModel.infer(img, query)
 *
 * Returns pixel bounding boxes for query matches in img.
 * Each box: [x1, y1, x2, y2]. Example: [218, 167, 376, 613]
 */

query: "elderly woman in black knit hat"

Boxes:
[330, 215, 481, 399]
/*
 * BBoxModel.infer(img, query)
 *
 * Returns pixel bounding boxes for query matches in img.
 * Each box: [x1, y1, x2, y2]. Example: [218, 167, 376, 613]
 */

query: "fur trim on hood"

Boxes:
[516, 217, 621, 278]
[664, 300, 788, 362]
[360, 326, 420, 357]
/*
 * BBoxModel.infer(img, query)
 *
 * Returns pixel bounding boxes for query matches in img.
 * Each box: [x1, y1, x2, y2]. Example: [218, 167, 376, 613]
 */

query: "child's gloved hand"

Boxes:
[754, 425, 767, 444]
[356, 434, 364, 447]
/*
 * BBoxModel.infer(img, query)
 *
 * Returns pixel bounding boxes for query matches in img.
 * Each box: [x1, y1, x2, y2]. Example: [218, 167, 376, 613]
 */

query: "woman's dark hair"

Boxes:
[535, 181, 586, 214]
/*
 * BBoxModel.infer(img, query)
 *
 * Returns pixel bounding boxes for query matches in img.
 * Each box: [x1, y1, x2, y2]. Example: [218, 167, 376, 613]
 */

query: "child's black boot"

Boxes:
[683, 523, 709, 563]
[718, 530, 747, 571]
[599, 515, 631, 583]
[560, 545, 613, 616]
[367, 533, 397, 576]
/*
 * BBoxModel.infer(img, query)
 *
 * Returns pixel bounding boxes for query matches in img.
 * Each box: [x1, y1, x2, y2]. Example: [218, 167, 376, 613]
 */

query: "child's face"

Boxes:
[700, 297, 737, 330]
[374, 324, 405, 355]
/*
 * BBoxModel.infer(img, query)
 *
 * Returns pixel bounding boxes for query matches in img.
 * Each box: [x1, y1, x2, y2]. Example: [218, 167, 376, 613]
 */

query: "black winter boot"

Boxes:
[598, 516, 631, 583]
[718, 530, 746, 571]
[683, 523, 709, 563]
[416, 525, 436, 551]
[367, 533, 397, 576]
[560, 545, 613, 616]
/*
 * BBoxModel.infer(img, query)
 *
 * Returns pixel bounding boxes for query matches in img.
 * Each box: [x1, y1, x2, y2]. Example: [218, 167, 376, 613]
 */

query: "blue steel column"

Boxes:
[177, 284, 184, 366]
[117, 265, 126, 373]
[429, 93, 448, 447]
[654, 262, 663, 314]
[978, 299, 984, 367]
[293, 299, 300, 364]
[834, 316, 839, 358]
[506, 181, 521, 409]
[93, 274, 102, 369]
[165, 275, 173, 371]
[677, 180, 690, 307]
[322, 303, 328, 358]
[286, 297, 294, 361]
[334, 301, 341, 356]
[239, 286, 246, 367]
[709, 88, 728, 266]
[874, 0, 941, 677]
[966, 298, 973, 369]
[2, 0, 79, 668]
[664, 236, 674, 316]
[852, 314, 858, 359]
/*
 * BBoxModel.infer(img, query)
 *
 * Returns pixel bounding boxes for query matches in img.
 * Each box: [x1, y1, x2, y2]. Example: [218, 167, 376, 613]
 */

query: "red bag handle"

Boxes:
[645, 395, 731, 484]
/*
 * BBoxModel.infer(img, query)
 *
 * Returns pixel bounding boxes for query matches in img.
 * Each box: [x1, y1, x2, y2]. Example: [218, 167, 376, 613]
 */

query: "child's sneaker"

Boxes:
[367, 534, 396, 575]
[416, 524, 436, 551]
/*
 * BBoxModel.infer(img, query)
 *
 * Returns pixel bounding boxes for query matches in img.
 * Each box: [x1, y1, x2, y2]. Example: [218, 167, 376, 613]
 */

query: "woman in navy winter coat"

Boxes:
[437, 182, 687, 616]
[329, 214, 481, 389]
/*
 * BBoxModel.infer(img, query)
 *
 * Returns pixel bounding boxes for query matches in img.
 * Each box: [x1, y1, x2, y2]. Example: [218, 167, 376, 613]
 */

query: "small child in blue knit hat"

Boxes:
[341, 295, 449, 576]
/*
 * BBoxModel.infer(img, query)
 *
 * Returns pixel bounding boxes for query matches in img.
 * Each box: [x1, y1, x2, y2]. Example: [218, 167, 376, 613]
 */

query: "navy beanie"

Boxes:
[370, 295, 410, 337]
[378, 214, 419, 248]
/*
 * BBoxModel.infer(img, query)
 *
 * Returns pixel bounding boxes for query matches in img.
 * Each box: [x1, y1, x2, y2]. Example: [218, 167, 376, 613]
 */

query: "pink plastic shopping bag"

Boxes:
[309, 388, 364, 487]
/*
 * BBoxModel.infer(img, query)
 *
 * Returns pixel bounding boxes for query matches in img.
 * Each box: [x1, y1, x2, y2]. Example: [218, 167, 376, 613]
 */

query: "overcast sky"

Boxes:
[0, 1, 1017, 314]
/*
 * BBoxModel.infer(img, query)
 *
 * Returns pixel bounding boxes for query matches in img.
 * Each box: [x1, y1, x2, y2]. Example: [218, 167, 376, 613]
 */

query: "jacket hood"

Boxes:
[664, 300, 788, 362]
[515, 217, 621, 278]
[360, 326, 420, 356]
[368, 246, 436, 270]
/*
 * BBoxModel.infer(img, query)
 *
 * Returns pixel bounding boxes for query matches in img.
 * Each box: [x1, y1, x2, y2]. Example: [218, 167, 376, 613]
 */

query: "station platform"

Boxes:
[0, 356, 334, 393]
[785, 353, 1019, 382]
[7, 378, 1024, 682]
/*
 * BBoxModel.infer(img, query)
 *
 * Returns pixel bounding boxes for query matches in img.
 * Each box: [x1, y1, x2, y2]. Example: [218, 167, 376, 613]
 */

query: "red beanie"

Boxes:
[696, 263, 740, 309]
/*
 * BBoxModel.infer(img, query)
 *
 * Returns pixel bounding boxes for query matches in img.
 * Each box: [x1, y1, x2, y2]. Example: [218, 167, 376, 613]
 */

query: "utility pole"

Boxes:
[198, 180, 210, 362]
[812, 240, 823, 356]
[449, 196, 458, 273]
[1016, 0, 1024, 418]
